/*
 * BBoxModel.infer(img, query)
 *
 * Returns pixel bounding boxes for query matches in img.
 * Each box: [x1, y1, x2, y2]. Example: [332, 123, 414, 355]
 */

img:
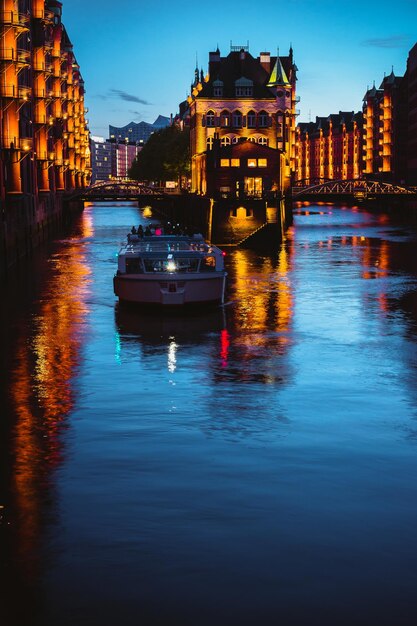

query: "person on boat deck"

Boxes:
[137, 225, 144, 238]
[144, 225, 152, 236]
[131, 226, 137, 234]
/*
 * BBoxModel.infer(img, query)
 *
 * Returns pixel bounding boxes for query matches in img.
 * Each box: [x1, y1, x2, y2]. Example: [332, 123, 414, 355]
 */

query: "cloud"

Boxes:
[361, 35, 409, 48]
[109, 89, 150, 104]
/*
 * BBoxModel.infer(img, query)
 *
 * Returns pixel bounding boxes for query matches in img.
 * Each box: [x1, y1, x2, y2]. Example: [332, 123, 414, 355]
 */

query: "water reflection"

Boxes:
[0, 211, 92, 624]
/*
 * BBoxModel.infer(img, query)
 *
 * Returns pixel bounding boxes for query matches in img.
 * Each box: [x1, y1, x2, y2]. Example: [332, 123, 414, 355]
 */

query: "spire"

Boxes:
[267, 54, 290, 87]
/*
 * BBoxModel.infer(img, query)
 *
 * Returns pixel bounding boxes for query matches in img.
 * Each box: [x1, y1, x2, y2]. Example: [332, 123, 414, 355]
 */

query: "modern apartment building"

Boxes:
[90, 136, 142, 182]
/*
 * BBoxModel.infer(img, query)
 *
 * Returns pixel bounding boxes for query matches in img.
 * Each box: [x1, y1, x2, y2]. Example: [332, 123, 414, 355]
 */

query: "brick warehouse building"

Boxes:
[187, 44, 298, 197]
[295, 43, 417, 187]
[1, 0, 90, 272]
[296, 111, 363, 184]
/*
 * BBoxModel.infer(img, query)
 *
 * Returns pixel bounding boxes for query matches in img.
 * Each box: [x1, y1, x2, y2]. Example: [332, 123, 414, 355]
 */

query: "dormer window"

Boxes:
[213, 79, 223, 97]
[235, 76, 253, 97]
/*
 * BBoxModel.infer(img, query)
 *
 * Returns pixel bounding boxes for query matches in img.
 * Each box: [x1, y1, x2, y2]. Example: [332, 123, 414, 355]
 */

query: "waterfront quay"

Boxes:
[1, 201, 417, 625]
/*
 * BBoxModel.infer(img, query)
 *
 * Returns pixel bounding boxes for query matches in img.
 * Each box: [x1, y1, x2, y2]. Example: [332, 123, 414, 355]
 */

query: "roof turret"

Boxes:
[267, 56, 290, 87]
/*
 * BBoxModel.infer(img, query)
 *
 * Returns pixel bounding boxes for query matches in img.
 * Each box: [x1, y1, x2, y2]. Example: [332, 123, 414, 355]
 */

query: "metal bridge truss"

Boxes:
[74, 180, 161, 199]
[293, 179, 415, 197]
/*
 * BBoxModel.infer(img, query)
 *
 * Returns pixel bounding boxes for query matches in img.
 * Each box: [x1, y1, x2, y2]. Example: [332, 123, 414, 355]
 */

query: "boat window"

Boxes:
[125, 258, 143, 273]
[201, 256, 216, 272]
[176, 258, 200, 272]
[142, 258, 200, 273]
[144, 259, 166, 272]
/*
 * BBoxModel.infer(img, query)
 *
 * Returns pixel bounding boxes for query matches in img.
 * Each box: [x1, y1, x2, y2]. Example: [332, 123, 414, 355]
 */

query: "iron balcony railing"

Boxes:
[0, 11, 30, 29]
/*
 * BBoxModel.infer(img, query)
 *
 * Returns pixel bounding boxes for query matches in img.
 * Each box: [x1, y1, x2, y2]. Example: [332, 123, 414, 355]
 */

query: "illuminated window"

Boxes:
[258, 137, 268, 146]
[231, 158, 240, 167]
[248, 158, 257, 167]
[207, 137, 214, 150]
[247, 110, 256, 128]
[258, 158, 267, 167]
[220, 158, 230, 167]
[220, 110, 230, 127]
[206, 110, 215, 127]
[232, 110, 242, 128]
[220, 136, 231, 146]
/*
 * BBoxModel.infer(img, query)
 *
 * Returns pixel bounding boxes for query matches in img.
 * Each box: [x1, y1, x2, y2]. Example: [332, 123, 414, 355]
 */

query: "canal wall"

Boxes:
[138, 194, 292, 246]
[0, 194, 84, 280]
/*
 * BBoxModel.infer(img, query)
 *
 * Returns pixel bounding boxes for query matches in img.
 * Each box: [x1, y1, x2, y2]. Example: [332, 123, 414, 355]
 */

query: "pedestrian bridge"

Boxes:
[71, 180, 165, 201]
[292, 179, 417, 201]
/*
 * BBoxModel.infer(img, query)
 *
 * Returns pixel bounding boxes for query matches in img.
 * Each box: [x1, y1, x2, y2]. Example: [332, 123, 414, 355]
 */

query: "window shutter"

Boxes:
[268, 116, 273, 127]
[215, 116, 220, 127]
[242, 115, 246, 127]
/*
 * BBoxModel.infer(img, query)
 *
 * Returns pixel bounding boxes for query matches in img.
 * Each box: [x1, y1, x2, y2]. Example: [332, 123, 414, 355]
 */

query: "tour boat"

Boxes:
[113, 232, 227, 306]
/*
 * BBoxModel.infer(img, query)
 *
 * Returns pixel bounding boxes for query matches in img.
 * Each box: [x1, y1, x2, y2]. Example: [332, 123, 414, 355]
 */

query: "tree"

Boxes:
[129, 125, 190, 188]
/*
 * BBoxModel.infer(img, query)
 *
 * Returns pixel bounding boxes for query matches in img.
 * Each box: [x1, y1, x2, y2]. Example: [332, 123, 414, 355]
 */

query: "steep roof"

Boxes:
[267, 56, 290, 87]
[197, 50, 294, 100]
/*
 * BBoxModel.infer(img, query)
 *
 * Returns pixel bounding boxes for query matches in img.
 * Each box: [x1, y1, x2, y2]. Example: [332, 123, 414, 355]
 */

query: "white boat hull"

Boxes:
[114, 272, 226, 306]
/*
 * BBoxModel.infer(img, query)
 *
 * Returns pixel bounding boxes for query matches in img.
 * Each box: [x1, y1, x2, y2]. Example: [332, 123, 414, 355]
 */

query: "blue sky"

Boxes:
[62, 0, 417, 137]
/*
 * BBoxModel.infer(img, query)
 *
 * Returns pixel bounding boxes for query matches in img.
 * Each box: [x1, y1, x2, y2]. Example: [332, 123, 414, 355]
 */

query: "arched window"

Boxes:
[247, 110, 256, 128]
[232, 136, 239, 144]
[220, 110, 231, 127]
[206, 110, 215, 127]
[258, 136, 268, 146]
[232, 110, 242, 128]
[220, 136, 231, 146]
[207, 137, 214, 150]
[258, 110, 269, 127]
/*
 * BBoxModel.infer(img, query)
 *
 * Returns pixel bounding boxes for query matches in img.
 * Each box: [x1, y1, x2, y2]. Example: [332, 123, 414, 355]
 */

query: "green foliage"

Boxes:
[128, 125, 190, 185]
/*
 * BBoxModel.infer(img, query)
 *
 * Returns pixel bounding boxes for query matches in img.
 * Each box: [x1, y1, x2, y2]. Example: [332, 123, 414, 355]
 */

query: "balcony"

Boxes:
[0, 84, 17, 97]
[32, 8, 54, 22]
[1, 135, 19, 149]
[19, 137, 33, 151]
[0, 47, 14, 61]
[18, 85, 32, 100]
[33, 61, 45, 71]
[0, 11, 30, 31]
[34, 113, 47, 124]
[17, 48, 31, 65]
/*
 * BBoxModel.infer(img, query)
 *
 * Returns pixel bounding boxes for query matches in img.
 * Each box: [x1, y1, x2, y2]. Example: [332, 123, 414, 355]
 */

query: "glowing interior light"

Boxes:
[166, 260, 176, 272]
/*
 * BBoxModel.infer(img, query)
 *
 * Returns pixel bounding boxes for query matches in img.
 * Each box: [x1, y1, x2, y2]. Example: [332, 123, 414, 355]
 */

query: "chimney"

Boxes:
[209, 48, 220, 75]
[260, 51, 270, 73]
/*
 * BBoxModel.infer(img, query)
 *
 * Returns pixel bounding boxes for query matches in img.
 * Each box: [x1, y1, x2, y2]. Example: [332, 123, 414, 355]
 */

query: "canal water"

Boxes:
[1, 202, 417, 625]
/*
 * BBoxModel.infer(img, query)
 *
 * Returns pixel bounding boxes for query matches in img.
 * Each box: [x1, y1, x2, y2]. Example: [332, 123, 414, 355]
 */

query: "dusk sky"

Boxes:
[62, 0, 417, 137]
